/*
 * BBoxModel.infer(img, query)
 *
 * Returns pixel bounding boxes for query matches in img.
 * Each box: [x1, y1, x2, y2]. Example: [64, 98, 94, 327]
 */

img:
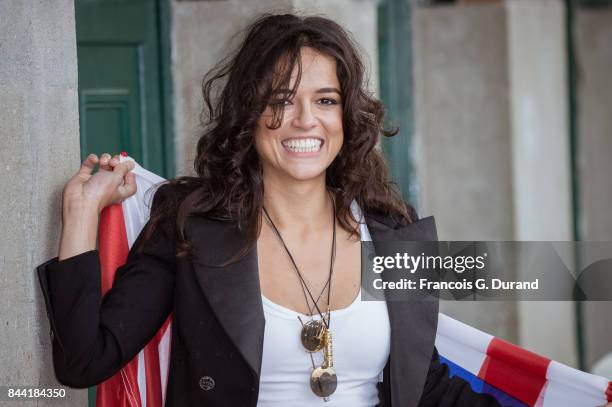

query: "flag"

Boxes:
[96, 153, 171, 407]
[96, 155, 612, 407]
[436, 313, 612, 406]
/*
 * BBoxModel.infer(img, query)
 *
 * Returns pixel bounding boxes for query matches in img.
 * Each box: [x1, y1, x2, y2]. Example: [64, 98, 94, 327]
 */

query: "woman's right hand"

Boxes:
[58, 153, 137, 260]
[62, 153, 137, 215]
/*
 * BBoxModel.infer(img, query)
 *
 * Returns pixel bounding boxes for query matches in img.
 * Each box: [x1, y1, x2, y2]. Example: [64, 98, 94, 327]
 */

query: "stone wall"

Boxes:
[0, 0, 86, 404]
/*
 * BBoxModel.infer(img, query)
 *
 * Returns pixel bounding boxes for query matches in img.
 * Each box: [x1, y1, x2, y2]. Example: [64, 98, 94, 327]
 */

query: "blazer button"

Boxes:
[199, 376, 215, 391]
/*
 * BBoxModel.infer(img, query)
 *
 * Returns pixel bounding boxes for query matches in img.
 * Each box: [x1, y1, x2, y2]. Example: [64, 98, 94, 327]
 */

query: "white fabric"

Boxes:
[435, 313, 492, 377]
[538, 361, 611, 407]
[119, 155, 166, 247]
[257, 201, 390, 407]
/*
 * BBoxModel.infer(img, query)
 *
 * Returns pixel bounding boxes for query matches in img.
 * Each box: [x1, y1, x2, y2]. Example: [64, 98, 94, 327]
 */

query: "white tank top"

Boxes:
[257, 201, 391, 406]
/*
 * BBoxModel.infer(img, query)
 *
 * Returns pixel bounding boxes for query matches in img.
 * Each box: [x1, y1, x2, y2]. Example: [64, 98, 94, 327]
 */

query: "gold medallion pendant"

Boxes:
[309, 330, 337, 399]
[301, 319, 327, 352]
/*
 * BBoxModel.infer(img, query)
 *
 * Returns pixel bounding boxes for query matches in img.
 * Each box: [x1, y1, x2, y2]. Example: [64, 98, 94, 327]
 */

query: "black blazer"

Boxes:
[37, 185, 500, 407]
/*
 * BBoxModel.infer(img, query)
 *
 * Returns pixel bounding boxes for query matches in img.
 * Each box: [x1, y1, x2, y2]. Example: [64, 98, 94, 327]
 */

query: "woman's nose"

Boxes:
[291, 102, 317, 130]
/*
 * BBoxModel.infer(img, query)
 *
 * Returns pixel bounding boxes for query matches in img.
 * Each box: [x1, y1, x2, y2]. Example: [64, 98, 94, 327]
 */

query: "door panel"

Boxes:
[76, 0, 167, 176]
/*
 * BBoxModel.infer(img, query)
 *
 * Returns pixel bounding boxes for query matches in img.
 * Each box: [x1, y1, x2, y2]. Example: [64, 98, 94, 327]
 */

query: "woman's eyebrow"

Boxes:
[316, 87, 341, 94]
[271, 87, 341, 95]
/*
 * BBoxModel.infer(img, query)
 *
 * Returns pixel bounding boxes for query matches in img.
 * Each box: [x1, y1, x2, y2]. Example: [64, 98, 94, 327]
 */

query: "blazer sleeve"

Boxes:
[418, 347, 502, 407]
[36, 185, 177, 388]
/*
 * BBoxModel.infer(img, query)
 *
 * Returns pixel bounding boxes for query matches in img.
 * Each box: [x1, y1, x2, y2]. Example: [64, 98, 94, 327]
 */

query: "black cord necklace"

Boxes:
[262, 190, 337, 325]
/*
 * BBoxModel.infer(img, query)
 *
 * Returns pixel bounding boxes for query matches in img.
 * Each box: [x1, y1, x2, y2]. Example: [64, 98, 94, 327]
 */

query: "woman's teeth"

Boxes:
[282, 138, 322, 153]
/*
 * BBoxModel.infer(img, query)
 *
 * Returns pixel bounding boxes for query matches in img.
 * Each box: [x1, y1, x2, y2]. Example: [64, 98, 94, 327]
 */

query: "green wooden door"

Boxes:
[378, 0, 416, 205]
[76, 0, 171, 178]
[74, 1, 172, 404]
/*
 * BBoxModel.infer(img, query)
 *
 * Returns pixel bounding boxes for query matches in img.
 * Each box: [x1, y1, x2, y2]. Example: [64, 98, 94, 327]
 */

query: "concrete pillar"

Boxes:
[413, 2, 519, 344]
[506, 0, 577, 368]
[413, 0, 577, 365]
[0, 0, 85, 405]
[576, 6, 612, 371]
[171, 0, 380, 175]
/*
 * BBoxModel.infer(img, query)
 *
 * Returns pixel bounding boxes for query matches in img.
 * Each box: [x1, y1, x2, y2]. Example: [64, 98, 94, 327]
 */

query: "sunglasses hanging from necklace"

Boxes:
[262, 190, 338, 401]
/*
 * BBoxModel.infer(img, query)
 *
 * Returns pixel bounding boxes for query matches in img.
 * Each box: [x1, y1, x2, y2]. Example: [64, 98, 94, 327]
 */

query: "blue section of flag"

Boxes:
[439, 356, 528, 407]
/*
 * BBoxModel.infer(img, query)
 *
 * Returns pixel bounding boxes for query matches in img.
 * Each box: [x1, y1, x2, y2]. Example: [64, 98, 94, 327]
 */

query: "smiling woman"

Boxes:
[38, 12, 504, 407]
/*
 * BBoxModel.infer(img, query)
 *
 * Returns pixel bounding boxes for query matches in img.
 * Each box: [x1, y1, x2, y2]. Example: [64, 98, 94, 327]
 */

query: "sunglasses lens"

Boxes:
[301, 319, 326, 352]
[310, 366, 337, 397]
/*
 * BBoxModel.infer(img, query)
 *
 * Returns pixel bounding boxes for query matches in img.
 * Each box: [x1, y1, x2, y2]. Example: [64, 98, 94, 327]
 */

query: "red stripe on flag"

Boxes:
[606, 381, 612, 402]
[144, 339, 162, 407]
[95, 364, 138, 407]
[97, 204, 142, 407]
[145, 315, 173, 407]
[99, 204, 129, 295]
[478, 337, 550, 406]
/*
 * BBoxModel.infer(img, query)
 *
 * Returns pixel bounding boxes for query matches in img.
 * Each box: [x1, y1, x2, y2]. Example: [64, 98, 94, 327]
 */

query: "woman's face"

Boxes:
[255, 47, 343, 184]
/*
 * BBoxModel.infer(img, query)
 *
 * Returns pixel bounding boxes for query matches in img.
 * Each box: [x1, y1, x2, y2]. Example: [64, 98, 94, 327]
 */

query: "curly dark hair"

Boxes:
[140, 12, 414, 263]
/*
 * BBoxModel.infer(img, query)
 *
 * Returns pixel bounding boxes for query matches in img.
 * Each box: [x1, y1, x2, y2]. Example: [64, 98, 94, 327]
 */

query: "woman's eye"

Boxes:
[318, 98, 339, 106]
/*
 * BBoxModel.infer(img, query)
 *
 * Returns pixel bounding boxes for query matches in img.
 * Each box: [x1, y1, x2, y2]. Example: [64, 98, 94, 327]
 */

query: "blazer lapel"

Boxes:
[187, 216, 266, 378]
[364, 213, 440, 407]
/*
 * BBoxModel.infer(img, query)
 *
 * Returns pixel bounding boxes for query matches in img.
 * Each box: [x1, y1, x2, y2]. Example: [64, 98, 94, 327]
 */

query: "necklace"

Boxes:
[262, 190, 338, 400]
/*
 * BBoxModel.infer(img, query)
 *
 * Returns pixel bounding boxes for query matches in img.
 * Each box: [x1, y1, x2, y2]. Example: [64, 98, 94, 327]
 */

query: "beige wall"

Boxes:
[576, 7, 612, 371]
